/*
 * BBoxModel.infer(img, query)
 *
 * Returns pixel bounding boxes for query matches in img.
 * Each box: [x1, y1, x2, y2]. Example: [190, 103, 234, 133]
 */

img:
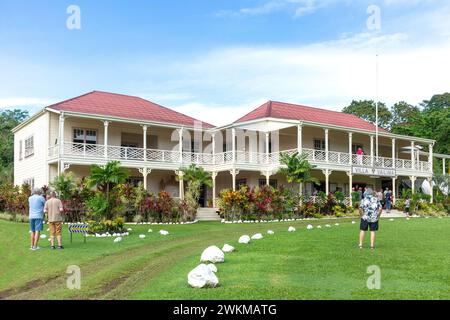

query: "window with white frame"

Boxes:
[258, 179, 278, 189]
[73, 128, 97, 145]
[235, 179, 247, 189]
[19, 140, 23, 160]
[23, 178, 35, 189]
[313, 139, 325, 151]
[24, 136, 34, 158]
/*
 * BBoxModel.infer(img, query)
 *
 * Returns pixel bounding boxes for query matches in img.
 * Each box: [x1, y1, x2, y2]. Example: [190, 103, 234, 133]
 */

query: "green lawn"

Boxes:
[0, 217, 449, 300]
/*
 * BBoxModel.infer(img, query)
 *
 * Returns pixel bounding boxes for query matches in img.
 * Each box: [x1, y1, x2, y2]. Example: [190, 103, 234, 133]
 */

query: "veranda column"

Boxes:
[211, 172, 218, 208]
[178, 128, 183, 164]
[428, 143, 433, 173]
[265, 132, 270, 164]
[103, 121, 109, 158]
[347, 171, 353, 207]
[262, 170, 271, 186]
[392, 138, 396, 169]
[176, 171, 185, 200]
[392, 176, 397, 205]
[411, 141, 415, 169]
[142, 125, 148, 161]
[410, 176, 416, 194]
[324, 129, 329, 163]
[59, 113, 65, 155]
[348, 132, 353, 165]
[370, 135, 374, 166]
[212, 133, 216, 165]
[427, 177, 433, 204]
[230, 169, 239, 191]
[139, 168, 151, 191]
[323, 169, 332, 195]
[232, 128, 236, 164]
[297, 124, 303, 154]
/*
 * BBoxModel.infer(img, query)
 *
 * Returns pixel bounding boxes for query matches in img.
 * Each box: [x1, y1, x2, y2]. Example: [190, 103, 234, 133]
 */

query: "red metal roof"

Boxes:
[235, 101, 386, 132]
[48, 91, 214, 128]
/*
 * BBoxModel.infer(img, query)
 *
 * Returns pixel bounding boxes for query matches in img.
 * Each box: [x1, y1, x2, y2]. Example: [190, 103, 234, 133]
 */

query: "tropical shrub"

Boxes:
[87, 217, 125, 234]
[86, 193, 108, 219]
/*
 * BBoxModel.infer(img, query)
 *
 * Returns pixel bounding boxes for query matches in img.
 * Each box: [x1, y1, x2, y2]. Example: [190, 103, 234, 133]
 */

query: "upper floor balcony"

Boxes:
[48, 141, 432, 174]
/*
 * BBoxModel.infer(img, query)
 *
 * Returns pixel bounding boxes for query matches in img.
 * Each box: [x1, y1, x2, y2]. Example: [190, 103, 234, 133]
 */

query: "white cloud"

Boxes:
[147, 31, 449, 126]
[218, 0, 327, 18]
[172, 99, 268, 127]
[0, 97, 52, 109]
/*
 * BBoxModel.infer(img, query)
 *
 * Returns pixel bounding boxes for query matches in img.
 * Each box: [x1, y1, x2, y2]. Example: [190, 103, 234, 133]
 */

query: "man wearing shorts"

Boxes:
[29, 188, 46, 250]
[358, 188, 382, 250]
[44, 191, 64, 249]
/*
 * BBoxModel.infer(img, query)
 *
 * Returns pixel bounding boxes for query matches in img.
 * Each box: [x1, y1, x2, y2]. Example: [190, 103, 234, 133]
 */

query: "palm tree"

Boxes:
[278, 152, 320, 199]
[178, 164, 213, 204]
[87, 160, 129, 208]
[180, 164, 213, 188]
[51, 172, 77, 200]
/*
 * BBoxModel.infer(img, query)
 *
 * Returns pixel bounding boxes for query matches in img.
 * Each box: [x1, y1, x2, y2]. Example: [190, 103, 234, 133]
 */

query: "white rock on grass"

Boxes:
[238, 235, 251, 244]
[317, 225, 322, 229]
[207, 264, 218, 273]
[114, 237, 123, 243]
[325, 224, 331, 228]
[288, 226, 296, 232]
[188, 264, 219, 288]
[127, 228, 132, 231]
[159, 230, 169, 236]
[200, 246, 225, 263]
[352, 221, 356, 224]
[251, 233, 263, 240]
[389, 218, 394, 221]
[40, 234, 47, 239]
[306, 225, 314, 230]
[139, 234, 146, 239]
[148, 229, 153, 233]
[267, 230, 275, 235]
[222, 244, 235, 253]
[335, 223, 340, 226]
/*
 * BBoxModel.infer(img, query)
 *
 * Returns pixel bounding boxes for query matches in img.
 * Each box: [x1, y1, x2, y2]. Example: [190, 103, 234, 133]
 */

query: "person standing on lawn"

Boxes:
[44, 191, 65, 249]
[358, 188, 382, 250]
[377, 189, 384, 208]
[29, 188, 46, 250]
[385, 189, 393, 213]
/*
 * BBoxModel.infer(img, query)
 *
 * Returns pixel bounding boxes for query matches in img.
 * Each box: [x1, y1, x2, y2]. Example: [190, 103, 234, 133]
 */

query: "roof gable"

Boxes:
[235, 101, 386, 132]
[48, 91, 214, 128]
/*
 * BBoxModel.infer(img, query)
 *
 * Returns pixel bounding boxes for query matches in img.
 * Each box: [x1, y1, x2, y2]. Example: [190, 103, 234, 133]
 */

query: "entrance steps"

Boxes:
[196, 207, 221, 221]
[380, 209, 407, 218]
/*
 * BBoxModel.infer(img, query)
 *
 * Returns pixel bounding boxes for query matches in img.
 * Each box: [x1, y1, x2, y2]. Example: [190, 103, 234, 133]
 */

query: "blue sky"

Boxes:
[0, 0, 449, 125]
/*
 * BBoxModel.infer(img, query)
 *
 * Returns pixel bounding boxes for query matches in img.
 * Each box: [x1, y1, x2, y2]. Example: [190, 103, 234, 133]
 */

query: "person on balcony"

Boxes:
[356, 147, 364, 165]
[358, 188, 382, 250]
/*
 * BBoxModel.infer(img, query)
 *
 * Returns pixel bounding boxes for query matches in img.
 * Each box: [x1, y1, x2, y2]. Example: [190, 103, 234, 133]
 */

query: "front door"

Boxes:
[198, 184, 208, 207]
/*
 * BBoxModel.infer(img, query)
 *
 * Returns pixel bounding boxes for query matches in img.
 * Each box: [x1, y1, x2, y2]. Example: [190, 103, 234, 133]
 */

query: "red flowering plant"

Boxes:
[253, 186, 274, 220]
[156, 191, 174, 222]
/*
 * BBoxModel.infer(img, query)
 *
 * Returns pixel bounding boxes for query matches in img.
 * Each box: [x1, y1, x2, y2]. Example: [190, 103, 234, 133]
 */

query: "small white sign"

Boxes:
[352, 166, 395, 177]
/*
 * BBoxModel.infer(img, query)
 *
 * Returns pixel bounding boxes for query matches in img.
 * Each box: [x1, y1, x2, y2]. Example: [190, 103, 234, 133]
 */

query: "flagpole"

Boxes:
[375, 54, 379, 159]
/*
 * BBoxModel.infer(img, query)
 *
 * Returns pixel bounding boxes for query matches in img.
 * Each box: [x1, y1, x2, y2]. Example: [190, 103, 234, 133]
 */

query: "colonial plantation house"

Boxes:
[13, 91, 443, 211]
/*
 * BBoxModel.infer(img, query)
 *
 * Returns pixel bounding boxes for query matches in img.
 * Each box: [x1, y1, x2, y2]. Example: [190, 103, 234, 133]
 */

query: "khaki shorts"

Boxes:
[49, 222, 62, 236]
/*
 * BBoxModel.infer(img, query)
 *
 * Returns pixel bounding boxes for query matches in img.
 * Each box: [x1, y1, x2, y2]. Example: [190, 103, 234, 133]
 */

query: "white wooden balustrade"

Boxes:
[48, 142, 430, 172]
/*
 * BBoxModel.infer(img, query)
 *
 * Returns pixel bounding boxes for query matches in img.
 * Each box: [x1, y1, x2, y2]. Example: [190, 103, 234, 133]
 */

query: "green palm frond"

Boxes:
[278, 152, 319, 186]
[179, 164, 213, 188]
